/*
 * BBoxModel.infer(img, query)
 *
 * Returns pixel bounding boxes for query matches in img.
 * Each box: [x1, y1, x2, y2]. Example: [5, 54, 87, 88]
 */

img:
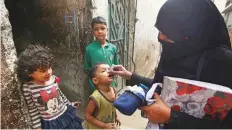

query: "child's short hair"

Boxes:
[17, 44, 54, 82]
[91, 16, 107, 28]
[88, 62, 106, 80]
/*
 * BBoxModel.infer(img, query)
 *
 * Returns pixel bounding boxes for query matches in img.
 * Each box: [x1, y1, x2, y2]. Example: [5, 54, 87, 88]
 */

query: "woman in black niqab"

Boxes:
[153, 0, 231, 85]
[112, 0, 232, 128]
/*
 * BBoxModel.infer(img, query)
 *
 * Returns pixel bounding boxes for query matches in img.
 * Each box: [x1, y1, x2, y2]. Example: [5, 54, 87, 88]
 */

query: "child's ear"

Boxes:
[28, 73, 34, 80]
[92, 78, 98, 85]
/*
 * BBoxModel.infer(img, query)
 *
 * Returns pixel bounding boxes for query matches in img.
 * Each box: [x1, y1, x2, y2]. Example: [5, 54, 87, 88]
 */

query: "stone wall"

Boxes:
[1, 0, 30, 128]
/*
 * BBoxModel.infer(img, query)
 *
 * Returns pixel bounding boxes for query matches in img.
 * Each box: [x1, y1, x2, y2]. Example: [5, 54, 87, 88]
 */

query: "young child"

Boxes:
[84, 16, 119, 90]
[85, 63, 121, 129]
[18, 45, 83, 129]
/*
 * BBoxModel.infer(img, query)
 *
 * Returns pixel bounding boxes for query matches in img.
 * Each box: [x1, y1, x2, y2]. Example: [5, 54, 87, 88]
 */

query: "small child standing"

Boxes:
[18, 45, 83, 129]
[84, 16, 119, 91]
[85, 63, 121, 129]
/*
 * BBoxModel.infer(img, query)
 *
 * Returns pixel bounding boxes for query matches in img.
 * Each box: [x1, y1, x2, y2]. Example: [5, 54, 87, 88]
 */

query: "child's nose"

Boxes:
[98, 29, 103, 33]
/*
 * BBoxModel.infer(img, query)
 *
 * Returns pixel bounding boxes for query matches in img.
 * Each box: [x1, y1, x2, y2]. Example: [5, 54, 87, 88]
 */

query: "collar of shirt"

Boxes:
[95, 40, 110, 48]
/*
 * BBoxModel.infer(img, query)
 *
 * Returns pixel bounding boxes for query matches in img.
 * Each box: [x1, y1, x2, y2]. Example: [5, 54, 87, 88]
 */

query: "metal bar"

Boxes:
[109, 38, 124, 43]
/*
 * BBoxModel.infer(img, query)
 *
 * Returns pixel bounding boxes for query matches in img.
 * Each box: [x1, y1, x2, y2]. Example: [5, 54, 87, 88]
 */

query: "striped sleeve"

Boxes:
[58, 88, 71, 106]
[22, 84, 41, 129]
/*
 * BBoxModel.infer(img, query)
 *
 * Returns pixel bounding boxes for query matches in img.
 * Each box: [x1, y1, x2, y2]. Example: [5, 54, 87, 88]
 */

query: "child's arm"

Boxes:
[72, 101, 81, 108]
[22, 84, 42, 129]
[115, 111, 121, 126]
[85, 99, 115, 129]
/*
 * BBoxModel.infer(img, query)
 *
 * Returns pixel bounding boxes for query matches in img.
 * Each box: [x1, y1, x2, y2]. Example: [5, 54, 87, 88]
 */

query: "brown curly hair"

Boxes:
[17, 44, 54, 82]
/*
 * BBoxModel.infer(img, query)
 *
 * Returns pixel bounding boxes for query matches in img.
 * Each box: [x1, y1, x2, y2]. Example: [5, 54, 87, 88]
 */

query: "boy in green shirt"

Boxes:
[84, 16, 119, 90]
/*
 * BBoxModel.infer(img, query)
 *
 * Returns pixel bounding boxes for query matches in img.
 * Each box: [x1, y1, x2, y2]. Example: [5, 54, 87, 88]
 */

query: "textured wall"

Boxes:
[38, 0, 93, 106]
[1, 0, 30, 128]
[134, 0, 166, 78]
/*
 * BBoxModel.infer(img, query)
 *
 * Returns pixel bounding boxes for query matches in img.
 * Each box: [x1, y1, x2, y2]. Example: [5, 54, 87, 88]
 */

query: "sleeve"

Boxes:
[58, 89, 72, 106]
[84, 47, 91, 70]
[164, 109, 231, 129]
[22, 84, 41, 129]
[89, 92, 100, 110]
[114, 47, 119, 65]
[126, 73, 153, 87]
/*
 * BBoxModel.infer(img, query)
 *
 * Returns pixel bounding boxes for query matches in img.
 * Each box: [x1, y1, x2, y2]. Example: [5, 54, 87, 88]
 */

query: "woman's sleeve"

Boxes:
[126, 73, 153, 87]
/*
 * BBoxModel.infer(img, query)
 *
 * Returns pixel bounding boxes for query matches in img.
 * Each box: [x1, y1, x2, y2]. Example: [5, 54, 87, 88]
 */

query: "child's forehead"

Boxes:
[97, 64, 110, 70]
[93, 23, 107, 28]
[36, 65, 51, 70]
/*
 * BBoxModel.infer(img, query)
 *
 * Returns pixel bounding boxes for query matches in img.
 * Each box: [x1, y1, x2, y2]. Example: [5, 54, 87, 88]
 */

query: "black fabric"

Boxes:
[126, 73, 153, 87]
[151, 0, 232, 129]
[153, 0, 231, 85]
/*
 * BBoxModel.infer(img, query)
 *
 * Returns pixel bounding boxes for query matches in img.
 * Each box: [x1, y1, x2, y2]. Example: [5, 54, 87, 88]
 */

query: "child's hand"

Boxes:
[72, 101, 81, 108]
[115, 118, 121, 126]
[104, 123, 115, 129]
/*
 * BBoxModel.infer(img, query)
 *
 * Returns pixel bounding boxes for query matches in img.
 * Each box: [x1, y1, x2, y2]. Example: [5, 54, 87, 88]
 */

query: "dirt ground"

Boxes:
[77, 108, 147, 129]
[117, 110, 148, 129]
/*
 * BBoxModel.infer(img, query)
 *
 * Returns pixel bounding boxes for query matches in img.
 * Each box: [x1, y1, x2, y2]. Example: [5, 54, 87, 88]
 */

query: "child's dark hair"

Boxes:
[91, 16, 107, 28]
[17, 44, 54, 82]
[88, 62, 106, 80]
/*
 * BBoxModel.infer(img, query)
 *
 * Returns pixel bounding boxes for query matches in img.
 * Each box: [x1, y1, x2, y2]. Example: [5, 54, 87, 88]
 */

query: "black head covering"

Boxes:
[152, 0, 231, 84]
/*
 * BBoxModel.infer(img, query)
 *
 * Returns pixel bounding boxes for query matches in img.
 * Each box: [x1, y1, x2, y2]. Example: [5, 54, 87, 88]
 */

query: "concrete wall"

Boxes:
[214, 0, 227, 13]
[38, 0, 94, 106]
[226, 11, 232, 26]
[134, 0, 166, 78]
[1, 0, 30, 128]
[91, 0, 109, 24]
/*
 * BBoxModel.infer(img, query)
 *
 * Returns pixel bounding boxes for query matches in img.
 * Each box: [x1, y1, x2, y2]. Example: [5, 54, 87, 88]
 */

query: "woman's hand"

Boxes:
[110, 65, 132, 80]
[140, 93, 171, 124]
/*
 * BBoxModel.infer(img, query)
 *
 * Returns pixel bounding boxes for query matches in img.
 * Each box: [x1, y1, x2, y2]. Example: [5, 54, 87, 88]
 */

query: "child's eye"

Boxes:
[94, 28, 99, 31]
[101, 69, 107, 72]
[100, 27, 106, 30]
[39, 70, 46, 72]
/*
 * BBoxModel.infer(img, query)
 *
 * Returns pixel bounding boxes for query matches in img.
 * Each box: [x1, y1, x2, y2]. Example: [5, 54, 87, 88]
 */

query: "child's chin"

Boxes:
[97, 37, 105, 41]
[106, 79, 113, 83]
[108, 77, 114, 80]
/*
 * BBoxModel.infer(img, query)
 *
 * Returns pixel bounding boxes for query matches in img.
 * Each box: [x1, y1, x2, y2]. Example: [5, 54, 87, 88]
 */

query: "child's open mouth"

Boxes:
[108, 73, 115, 78]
